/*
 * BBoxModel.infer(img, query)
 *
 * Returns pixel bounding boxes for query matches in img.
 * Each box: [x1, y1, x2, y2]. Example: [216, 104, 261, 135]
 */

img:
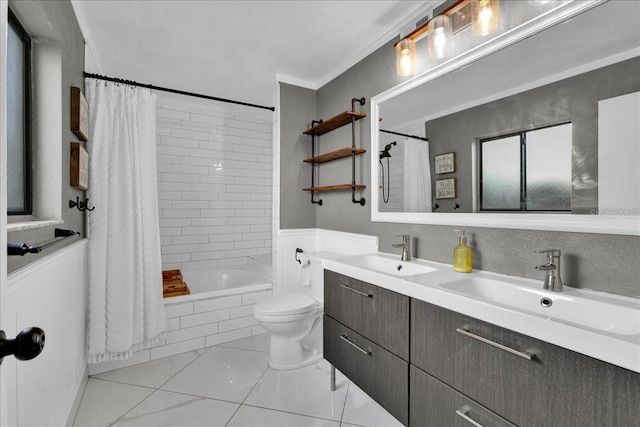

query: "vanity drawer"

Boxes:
[324, 270, 409, 360]
[411, 299, 640, 427]
[324, 315, 408, 426]
[410, 364, 515, 427]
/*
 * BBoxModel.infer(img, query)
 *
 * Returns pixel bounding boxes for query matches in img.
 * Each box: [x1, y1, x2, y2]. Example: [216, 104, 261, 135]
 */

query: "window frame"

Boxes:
[7, 8, 33, 216]
[478, 122, 572, 213]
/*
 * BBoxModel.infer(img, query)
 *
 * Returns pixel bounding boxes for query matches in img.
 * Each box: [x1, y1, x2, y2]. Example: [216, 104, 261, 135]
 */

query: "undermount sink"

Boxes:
[440, 277, 640, 336]
[340, 254, 437, 277]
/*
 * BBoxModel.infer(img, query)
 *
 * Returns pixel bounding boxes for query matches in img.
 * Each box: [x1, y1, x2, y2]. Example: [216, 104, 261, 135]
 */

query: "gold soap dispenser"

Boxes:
[453, 229, 473, 273]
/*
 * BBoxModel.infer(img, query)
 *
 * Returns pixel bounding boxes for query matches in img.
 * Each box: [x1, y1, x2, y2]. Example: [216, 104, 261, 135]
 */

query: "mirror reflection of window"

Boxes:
[525, 124, 572, 211]
[481, 135, 520, 210]
[480, 123, 572, 212]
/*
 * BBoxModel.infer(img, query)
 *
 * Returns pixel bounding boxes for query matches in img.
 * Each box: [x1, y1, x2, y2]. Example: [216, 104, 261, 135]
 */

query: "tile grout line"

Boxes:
[229, 360, 350, 425]
[99, 339, 270, 426]
[240, 402, 343, 425]
[70, 375, 91, 426]
[224, 362, 271, 426]
[339, 381, 351, 426]
[97, 348, 210, 426]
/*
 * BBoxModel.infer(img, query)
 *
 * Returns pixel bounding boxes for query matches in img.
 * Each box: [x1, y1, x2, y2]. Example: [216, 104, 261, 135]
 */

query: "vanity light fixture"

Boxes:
[471, 0, 500, 36]
[394, 0, 468, 75]
[394, 0, 499, 75]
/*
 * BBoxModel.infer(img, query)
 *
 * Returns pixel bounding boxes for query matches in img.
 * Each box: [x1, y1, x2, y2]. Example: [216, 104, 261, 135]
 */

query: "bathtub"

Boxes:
[159, 266, 273, 357]
[90, 265, 273, 375]
[170, 266, 272, 302]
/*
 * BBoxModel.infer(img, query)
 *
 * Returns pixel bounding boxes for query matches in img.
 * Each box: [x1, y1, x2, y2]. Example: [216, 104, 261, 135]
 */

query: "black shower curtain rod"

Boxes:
[380, 129, 429, 142]
[83, 72, 276, 112]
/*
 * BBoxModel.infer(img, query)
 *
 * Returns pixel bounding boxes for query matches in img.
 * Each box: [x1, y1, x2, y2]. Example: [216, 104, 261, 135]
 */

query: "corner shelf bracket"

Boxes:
[350, 97, 366, 206]
[310, 120, 323, 206]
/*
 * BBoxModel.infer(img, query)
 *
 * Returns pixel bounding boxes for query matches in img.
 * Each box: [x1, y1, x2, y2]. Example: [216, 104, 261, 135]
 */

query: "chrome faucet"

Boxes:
[392, 235, 412, 261]
[535, 249, 563, 292]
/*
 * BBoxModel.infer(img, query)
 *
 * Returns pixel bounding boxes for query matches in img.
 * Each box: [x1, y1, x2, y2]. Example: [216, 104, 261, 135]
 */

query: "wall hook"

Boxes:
[69, 197, 95, 212]
[295, 248, 304, 264]
[453, 203, 460, 210]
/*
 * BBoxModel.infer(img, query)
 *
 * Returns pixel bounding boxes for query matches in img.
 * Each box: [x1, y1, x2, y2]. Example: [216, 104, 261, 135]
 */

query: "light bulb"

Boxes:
[395, 38, 416, 76]
[399, 50, 413, 73]
[472, 0, 500, 37]
[427, 15, 452, 60]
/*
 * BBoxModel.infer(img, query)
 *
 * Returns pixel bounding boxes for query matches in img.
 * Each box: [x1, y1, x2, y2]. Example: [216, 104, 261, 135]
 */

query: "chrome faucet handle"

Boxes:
[535, 249, 563, 291]
[535, 263, 556, 271]
[392, 235, 411, 261]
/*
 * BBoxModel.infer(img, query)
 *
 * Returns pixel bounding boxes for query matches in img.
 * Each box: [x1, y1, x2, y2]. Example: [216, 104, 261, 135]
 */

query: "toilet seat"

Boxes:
[254, 293, 317, 317]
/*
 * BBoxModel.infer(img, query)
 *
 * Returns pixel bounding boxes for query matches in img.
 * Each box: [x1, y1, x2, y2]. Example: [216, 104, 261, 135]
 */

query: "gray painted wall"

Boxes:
[8, 0, 86, 273]
[427, 57, 640, 214]
[280, 36, 640, 299]
[280, 83, 318, 229]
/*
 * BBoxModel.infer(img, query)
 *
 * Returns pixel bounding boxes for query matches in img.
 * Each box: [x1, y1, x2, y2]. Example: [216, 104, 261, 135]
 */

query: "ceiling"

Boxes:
[71, 1, 429, 108]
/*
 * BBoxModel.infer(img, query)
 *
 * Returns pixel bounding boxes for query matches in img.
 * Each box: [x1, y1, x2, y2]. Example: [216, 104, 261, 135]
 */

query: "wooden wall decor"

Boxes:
[70, 142, 89, 191]
[70, 86, 89, 141]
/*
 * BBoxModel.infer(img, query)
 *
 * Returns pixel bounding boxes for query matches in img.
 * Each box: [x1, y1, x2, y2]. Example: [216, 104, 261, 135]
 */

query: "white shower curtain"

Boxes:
[86, 78, 167, 363]
[403, 137, 432, 212]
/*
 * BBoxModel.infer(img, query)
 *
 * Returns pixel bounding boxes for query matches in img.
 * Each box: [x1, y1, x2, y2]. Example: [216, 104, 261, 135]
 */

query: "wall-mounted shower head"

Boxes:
[379, 141, 396, 160]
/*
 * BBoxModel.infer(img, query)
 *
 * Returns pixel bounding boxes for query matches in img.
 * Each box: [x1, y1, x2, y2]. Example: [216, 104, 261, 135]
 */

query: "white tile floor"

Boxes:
[73, 334, 404, 427]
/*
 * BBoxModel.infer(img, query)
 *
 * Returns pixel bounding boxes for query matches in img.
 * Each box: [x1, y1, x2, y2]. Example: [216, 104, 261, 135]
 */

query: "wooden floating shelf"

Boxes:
[303, 111, 367, 136]
[303, 184, 366, 192]
[303, 147, 366, 164]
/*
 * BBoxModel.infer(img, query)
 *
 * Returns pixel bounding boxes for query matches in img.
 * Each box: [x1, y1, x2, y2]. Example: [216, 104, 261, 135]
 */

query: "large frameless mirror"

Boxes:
[371, 0, 640, 235]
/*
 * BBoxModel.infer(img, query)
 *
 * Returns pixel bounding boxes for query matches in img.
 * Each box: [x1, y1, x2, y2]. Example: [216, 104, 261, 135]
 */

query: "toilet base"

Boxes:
[269, 335, 322, 371]
[267, 322, 323, 370]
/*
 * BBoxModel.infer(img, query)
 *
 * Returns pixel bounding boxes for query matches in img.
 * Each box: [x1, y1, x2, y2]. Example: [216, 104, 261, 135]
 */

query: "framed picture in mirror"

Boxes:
[434, 152, 456, 174]
[436, 178, 456, 199]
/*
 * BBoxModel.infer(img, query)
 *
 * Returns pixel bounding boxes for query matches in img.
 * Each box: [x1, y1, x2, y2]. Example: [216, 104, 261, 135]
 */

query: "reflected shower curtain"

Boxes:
[403, 137, 432, 212]
[86, 78, 167, 363]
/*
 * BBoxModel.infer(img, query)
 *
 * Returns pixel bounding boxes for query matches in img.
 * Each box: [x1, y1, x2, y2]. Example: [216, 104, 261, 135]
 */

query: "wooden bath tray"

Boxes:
[162, 269, 190, 297]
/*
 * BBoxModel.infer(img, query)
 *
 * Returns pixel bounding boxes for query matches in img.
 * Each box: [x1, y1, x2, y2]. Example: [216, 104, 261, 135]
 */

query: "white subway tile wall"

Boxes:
[156, 100, 273, 270]
[157, 289, 271, 357]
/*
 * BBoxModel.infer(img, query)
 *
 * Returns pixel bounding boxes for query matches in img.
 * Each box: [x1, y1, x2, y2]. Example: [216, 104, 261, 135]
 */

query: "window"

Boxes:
[479, 123, 572, 212]
[7, 9, 32, 215]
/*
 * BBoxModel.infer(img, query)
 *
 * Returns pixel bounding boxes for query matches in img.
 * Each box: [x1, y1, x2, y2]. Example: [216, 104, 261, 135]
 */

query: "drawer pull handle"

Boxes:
[340, 284, 373, 298]
[456, 406, 485, 427]
[456, 328, 534, 361]
[340, 334, 372, 356]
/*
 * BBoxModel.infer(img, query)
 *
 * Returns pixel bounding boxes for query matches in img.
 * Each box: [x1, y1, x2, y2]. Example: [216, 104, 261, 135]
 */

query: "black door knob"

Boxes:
[0, 327, 45, 365]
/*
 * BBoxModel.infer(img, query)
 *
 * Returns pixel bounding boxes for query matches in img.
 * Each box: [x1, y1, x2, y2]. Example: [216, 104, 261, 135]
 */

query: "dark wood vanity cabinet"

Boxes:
[323, 270, 640, 427]
[324, 270, 409, 359]
[323, 270, 409, 425]
[324, 316, 408, 424]
[411, 299, 640, 427]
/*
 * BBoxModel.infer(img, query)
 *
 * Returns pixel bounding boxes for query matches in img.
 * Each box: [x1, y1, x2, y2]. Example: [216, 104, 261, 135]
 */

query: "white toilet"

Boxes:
[254, 254, 324, 370]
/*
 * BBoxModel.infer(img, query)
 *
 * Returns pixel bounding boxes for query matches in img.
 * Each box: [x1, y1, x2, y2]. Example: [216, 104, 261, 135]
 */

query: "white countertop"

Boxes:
[322, 253, 640, 373]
